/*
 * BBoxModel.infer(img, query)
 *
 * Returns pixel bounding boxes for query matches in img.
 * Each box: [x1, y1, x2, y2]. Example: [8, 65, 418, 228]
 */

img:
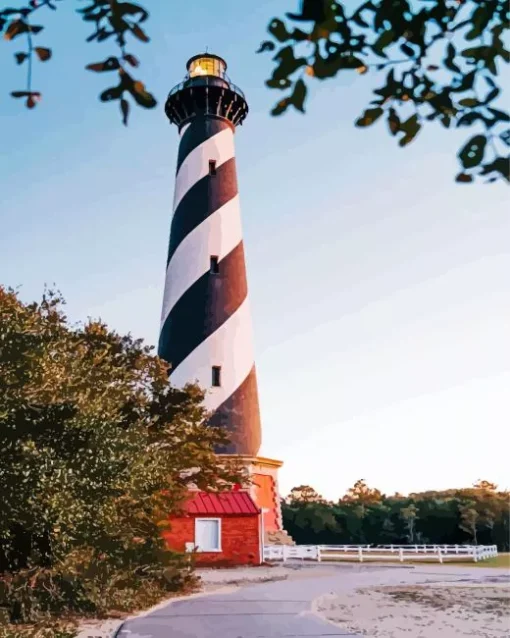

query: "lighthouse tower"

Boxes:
[158, 54, 290, 543]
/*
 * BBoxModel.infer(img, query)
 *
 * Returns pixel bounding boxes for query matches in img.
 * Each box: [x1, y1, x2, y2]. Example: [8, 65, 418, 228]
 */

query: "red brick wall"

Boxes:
[163, 514, 261, 566]
[252, 473, 279, 532]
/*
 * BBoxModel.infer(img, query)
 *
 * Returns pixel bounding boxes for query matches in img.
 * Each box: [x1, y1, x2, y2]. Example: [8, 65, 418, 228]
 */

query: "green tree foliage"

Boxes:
[288, 484, 327, 504]
[282, 479, 510, 550]
[1, 1, 508, 183]
[259, 0, 510, 183]
[400, 503, 418, 543]
[1, 0, 155, 124]
[0, 287, 243, 625]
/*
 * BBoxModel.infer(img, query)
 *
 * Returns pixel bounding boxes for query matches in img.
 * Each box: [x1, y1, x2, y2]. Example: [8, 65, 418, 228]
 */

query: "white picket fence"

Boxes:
[264, 544, 498, 564]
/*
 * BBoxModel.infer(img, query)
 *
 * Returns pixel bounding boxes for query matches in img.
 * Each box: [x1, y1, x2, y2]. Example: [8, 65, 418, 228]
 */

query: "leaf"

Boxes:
[456, 112, 486, 127]
[14, 52, 28, 65]
[124, 54, 139, 67]
[268, 18, 291, 42]
[29, 24, 43, 34]
[266, 77, 292, 89]
[499, 129, 510, 146]
[465, 4, 492, 41]
[286, 0, 328, 23]
[4, 19, 28, 41]
[270, 46, 308, 80]
[458, 98, 479, 107]
[86, 57, 120, 72]
[458, 135, 487, 169]
[400, 43, 414, 57]
[256, 40, 276, 53]
[117, 2, 149, 21]
[462, 46, 491, 62]
[440, 114, 451, 129]
[11, 91, 31, 98]
[26, 95, 38, 109]
[444, 43, 461, 74]
[271, 97, 290, 116]
[120, 98, 130, 126]
[35, 47, 51, 62]
[356, 107, 384, 127]
[372, 30, 395, 58]
[387, 108, 400, 136]
[129, 82, 157, 109]
[130, 23, 149, 42]
[479, 157, 509, 181]
[482, 87, 500, 105]
[398, 114, 421, 147]
[100, 85, 123, 102]
[290, 79, 307, 113]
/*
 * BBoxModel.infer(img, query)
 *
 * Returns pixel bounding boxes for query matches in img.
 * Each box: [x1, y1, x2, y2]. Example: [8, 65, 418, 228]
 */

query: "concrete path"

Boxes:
[114, 563, 506, 638]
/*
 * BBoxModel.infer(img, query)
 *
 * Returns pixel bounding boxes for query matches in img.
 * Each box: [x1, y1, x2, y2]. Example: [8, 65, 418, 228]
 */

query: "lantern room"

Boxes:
[187, 53, 227, 80]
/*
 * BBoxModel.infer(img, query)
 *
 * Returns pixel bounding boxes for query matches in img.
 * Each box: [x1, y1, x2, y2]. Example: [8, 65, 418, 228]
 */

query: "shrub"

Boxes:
[0, 287, 243, 623]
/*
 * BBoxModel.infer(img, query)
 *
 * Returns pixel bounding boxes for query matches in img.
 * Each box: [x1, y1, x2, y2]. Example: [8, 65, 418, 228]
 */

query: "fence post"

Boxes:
[283, 546, 288, 562]
[317, 546, 322, 563]
[473, 548, 478, 563]
[438, 549, 443, 564]
[358, 547, 363, 563]
[399, 548, 404, 563]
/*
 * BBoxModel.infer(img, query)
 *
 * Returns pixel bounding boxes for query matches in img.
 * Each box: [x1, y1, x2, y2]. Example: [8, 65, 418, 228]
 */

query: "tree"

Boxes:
[1, 1, 508, 184]
[473, 479, 498, 491]
[458, 501, 479, 544]
[400, 503, 418, 544]
[259, 0, 510, 183]
[287, 484, 326, 504]
[0, 286, 243, 623]
[342, 479, 383, 504]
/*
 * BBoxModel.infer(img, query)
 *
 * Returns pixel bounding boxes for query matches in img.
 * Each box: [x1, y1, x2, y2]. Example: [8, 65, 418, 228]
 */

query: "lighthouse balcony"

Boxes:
[165, 75, 248, 129]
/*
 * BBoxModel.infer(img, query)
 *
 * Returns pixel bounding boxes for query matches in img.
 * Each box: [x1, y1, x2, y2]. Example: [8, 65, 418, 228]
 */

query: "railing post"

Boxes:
[399, 548, 404, 563]
[317, 546, 322, 563]
[283, 546, 288, 562]
[438, 549, 443, 564]
[358, 547, 363, 563]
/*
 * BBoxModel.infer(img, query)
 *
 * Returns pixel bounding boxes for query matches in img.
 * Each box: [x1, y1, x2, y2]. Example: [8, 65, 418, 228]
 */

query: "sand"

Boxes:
[315, 577, 510, 638]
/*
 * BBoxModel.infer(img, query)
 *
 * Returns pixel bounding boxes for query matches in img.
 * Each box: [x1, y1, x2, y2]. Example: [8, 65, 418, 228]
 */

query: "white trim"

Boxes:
[194, 517, 222, 553]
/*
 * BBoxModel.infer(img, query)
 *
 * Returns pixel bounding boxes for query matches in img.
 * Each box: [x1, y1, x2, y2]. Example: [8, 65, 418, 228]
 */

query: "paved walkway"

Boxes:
[114, 563, 505, 638]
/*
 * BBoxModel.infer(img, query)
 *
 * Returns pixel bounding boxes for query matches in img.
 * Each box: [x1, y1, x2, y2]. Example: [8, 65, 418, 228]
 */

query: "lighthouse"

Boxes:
[159, 54, 292, 545]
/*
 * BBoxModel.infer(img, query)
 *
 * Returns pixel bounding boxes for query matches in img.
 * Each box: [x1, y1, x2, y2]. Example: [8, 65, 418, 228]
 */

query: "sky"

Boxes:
[1, 1, 509, 501]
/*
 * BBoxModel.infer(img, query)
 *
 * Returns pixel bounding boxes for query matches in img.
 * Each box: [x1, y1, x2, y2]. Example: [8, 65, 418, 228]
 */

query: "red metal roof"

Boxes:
[184, 491, 260, 516]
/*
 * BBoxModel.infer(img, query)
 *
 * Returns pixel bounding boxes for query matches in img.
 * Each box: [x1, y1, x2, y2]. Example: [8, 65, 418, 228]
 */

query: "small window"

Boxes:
[212, 366, 221, 387]
[209, 160, 217, 176]
[210, 255, 219, 274]
[195, 518, 221, 552]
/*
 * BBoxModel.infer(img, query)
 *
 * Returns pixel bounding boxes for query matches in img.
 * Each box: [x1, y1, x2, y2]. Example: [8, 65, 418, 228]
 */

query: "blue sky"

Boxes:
[1, 1, 509, 500]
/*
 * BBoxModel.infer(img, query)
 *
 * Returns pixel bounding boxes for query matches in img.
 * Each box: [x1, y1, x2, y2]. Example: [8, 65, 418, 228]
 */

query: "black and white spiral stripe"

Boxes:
[158, 117, 262, 457]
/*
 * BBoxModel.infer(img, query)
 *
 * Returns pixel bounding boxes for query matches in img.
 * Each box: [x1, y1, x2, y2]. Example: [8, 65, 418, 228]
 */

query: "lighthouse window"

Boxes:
[209, 160, 217, 176]
[210, 255, 219, 274]
[212, 366, 221, 387]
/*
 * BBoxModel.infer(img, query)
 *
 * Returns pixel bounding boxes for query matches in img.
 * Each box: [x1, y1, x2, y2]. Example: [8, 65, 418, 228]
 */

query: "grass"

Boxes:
[316, 552, 510, 568]
[455, 553, 510, 569]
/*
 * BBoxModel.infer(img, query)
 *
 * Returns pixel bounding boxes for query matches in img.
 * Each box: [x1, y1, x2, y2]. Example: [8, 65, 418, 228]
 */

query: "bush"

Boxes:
[0, 287, 243, 624]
